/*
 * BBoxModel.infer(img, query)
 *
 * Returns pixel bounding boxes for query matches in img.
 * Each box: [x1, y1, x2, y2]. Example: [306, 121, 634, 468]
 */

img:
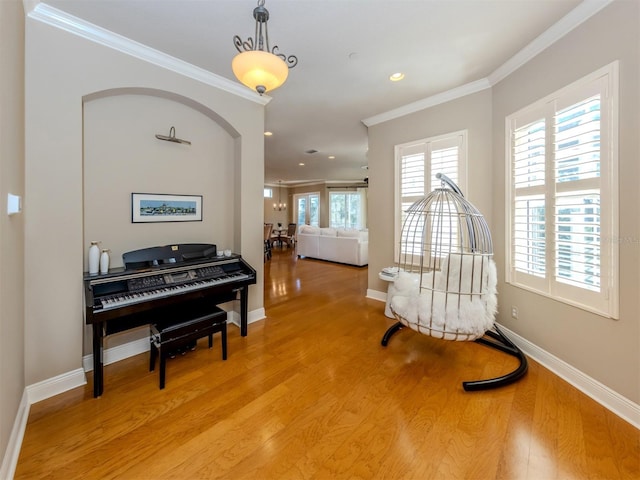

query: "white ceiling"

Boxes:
[39, 0, 587, 185]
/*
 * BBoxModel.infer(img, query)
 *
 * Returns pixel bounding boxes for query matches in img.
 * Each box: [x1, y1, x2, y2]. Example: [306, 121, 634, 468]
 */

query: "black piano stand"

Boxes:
[150, 308, 228, 389]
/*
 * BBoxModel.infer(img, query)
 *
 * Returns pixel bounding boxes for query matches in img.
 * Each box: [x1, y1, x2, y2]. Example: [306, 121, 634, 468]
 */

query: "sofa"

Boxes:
[296, 226, 368, 266]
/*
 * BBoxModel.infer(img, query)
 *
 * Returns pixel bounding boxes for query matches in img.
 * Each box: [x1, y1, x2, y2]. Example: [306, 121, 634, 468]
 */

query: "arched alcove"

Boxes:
[82, 87, 241, 352]
[83, 87, 241, 139]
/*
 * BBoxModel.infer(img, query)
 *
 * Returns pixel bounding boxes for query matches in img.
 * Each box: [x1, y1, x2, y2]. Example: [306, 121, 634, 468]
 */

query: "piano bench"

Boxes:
[149, 307, 227, 389]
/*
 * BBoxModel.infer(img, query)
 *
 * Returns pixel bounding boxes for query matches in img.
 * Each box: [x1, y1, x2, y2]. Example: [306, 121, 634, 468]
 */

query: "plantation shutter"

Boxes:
[395, 132, 467, 260]
[506, 63, 618, 318]
[398, 145, 426, 258]
[553, 94, 601, 292]
[511, 112, 547, 283]
[430, 145, 459, 191]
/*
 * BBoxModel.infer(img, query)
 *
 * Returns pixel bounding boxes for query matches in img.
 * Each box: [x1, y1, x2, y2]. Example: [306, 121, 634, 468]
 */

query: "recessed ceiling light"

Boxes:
[299, 162, 305, 166]
[389, 72, 405, 82]
[328, 155, 335, 159]
[264, 131, 273, 136]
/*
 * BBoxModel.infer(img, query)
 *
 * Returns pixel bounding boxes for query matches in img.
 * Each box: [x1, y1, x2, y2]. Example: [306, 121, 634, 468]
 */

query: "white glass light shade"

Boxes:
[232, 50, 289, 94]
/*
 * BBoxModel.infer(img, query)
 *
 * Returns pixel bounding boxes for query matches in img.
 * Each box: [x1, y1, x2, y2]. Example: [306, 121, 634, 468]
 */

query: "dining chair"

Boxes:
[264, 223, 273, 260]
[283, 223, 297, 248]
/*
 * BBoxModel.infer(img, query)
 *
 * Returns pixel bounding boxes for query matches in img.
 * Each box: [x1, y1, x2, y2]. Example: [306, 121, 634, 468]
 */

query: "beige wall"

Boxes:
[367, 89, 493, 294]
[367, 0, 639, 404]
[24, 17, 265, 385]
[491, 0, 639, 402]
[84, 93, 237, 269]
[0, 0, 25, 468]
[265, 183, 291, 226]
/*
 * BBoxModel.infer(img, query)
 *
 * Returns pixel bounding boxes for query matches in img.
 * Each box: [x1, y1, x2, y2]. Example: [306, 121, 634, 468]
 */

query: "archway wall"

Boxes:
[25, 16, 265, 384]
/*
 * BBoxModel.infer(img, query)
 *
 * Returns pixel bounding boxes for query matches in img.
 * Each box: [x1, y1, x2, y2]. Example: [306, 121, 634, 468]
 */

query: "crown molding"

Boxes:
[363, 0, 613, 127]
[267, 179, 328, 188]
[487, 0, 614, 85]
[362, 78, 491, 127]
[272, 180, 367, 189]
[265, 182, 290, 188]
[24, 1, 270, 106]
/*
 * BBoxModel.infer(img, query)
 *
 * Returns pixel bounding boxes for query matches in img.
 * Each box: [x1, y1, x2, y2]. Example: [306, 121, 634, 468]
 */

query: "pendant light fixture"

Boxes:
[273, 180, 286, 211]
[232, 0, 298, 95]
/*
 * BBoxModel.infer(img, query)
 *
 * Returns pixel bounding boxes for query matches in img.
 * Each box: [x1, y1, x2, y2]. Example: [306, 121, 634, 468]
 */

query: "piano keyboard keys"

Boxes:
[98, 272, 249, 311]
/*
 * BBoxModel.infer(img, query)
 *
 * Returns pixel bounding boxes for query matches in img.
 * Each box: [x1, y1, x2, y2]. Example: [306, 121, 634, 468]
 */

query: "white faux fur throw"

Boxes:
[390, 254, 497, 341]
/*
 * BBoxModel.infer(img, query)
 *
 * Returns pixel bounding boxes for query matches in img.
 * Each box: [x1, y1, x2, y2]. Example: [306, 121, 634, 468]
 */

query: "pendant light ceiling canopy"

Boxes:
[232, 0, 298, 95]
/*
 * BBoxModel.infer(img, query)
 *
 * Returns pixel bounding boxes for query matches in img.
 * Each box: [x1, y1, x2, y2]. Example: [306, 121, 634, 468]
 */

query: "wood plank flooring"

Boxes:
[15, 247, 640, 479]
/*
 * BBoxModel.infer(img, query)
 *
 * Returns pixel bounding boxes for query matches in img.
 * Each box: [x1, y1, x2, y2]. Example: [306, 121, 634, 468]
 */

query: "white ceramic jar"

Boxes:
[100, 249, 110, 274]
[88, 241, 100, 274]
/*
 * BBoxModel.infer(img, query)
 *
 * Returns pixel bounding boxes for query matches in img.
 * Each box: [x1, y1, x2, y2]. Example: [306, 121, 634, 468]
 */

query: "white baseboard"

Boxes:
[0, 390, 29, 480]
[366, 288, 387, 303]
[82, 337, 150, 372]
[227, 307, 265, 329]
[25, 368, 87, 405]
[497, 324, 640, 429]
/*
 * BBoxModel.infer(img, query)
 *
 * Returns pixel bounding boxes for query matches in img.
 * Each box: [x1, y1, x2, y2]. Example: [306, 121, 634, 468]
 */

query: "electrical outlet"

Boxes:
[511, 306, 519, 319]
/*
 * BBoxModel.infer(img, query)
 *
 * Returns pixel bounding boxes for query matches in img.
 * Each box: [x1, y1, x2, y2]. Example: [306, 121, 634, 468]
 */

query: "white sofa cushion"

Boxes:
[337, 229, 368, 241]
[336, 228, 360, 238]
[299, 225, 320, 235]
[320, 227, 337, 236]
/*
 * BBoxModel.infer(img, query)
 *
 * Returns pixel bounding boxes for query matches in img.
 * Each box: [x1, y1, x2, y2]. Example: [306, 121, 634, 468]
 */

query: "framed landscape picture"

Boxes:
[132, 193, 203, 223]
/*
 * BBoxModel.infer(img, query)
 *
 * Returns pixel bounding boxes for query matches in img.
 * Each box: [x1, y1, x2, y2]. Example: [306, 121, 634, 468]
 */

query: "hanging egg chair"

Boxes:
[382, 173, 527, 391]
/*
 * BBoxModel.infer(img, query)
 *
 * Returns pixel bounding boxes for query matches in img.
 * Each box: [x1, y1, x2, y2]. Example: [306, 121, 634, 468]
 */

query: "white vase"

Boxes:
[88, 241, 100, 274]
[100, 249, 110, 274]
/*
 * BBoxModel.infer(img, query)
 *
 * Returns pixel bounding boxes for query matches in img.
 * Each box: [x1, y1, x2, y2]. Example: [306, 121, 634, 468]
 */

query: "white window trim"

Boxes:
[505, 62, 619, 319]
[394, 130, 468, 260]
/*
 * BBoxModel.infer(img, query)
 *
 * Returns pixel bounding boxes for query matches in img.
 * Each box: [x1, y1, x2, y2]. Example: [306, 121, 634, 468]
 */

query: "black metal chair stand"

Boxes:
[381, 322, 528, 391]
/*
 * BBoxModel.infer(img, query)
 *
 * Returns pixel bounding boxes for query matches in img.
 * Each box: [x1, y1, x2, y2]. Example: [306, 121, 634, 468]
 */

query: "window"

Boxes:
[506, 62, 618, 318]
[394, 131, 467, 258]
[329, 190, 366, 229]
[294, 192, 320, 227]
[264, 188, 272, 198]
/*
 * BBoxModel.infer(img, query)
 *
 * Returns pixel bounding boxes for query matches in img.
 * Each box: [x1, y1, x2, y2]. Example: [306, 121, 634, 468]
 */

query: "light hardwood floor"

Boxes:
[15, 247, 640, 479]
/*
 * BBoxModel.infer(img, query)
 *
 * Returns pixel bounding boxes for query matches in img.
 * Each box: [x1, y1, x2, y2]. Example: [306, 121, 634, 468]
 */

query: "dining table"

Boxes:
[271, 228, 287, 248]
